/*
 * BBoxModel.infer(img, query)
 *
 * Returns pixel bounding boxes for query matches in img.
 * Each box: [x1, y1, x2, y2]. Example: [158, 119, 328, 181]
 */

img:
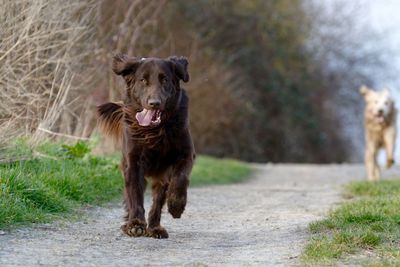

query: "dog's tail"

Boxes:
[97, 102, 124, 142]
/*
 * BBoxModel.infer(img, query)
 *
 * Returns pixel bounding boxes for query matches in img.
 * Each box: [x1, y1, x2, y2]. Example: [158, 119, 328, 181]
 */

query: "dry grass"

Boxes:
[0, 0, 97, 149]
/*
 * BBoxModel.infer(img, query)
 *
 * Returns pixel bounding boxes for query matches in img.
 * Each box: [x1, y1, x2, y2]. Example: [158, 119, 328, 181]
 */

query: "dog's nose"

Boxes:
[378, 109, 383, 115]
[148, 99, 161, 109]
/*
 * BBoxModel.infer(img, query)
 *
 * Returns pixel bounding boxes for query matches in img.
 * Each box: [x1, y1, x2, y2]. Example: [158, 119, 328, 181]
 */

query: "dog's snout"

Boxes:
[148, 99, 161, 109]
[378, 109, 384, 115]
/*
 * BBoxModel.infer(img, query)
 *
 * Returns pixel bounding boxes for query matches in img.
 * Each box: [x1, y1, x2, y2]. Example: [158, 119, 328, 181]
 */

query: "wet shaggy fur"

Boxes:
[97, 54, 195, 238]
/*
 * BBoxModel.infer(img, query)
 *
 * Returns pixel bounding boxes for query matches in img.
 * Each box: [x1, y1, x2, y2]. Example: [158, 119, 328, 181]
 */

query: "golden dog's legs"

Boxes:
[384, 126, 396, 169]
[373, 158, 380, 181]
[365, 145, 379, 181]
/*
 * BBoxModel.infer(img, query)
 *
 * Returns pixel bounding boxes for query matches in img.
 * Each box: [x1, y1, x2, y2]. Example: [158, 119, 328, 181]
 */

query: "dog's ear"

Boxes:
[168, 56, 189, 82]
[359, 85, 370, 96]
[382, 88, 390, 96]
[112, 54, 142, 76]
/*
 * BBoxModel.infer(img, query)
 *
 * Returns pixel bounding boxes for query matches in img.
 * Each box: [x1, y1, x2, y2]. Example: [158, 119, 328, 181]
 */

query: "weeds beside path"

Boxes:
[0, 142, 122, 229]
[303, 179, 400, 266]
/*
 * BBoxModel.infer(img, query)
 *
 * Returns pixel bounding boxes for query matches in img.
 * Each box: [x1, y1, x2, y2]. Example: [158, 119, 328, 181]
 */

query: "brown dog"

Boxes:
[360, 85, 397, 181]
[97, 54, 195, 238]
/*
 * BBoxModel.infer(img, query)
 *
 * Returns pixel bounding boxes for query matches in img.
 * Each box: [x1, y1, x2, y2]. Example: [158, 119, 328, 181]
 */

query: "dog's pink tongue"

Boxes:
[136, 109, 155, 126]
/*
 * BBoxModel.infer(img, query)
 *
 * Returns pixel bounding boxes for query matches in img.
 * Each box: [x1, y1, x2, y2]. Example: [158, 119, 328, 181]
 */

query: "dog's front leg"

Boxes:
[384, 126, 396, 169]
[365, 144, 378, 181]
[373, 156, 381, 181]
[146, 179, 169, 239]
[167, 157, 193, 219]
[121, 154, 147, 237]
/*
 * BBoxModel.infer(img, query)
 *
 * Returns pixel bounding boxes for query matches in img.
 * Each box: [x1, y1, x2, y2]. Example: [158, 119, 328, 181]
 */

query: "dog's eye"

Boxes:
[162, 77, 168, 84]
[140, 78, 147, 84]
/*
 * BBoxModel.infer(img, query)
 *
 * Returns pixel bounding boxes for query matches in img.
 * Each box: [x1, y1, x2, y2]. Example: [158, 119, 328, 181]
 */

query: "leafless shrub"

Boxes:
[0, 0, 97, 147]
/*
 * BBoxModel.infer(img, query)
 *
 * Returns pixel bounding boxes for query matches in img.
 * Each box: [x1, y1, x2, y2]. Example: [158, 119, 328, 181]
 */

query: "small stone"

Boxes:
[0, 231, 6, 235]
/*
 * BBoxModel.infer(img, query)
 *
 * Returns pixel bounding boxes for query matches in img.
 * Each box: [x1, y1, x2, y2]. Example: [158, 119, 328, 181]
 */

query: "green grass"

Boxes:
[0, 141, 251, 229]
[302, 179, 400, 266]
[190, 155, 251, 186]
[0, 142, 122, 229]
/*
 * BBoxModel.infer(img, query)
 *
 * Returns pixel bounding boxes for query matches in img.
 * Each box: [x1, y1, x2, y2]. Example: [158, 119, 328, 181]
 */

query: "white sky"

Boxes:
[367, 0, 400, 34]
[366, 0, 400, 84]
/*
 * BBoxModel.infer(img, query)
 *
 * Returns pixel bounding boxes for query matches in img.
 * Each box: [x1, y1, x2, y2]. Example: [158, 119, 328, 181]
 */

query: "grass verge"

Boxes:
[302, 179, 400, 266]
[191, 155, 251, 186]
[0, 142, 251, 229]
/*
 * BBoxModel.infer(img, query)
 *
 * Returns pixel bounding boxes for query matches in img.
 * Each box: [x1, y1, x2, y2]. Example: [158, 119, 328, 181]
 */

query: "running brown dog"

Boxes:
[97, 54, 195, 238]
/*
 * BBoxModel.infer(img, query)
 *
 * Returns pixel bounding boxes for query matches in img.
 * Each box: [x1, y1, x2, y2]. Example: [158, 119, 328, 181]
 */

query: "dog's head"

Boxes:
[360, 85, 394, 124]
[112, 54, 189, 126]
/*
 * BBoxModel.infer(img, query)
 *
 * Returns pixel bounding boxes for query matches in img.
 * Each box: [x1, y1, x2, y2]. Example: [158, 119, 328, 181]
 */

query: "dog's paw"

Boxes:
[121, 219, 147, 237]
[386, 158, 395, 169]
[146, 226, 169, 239]
[167, 195, 186, 218]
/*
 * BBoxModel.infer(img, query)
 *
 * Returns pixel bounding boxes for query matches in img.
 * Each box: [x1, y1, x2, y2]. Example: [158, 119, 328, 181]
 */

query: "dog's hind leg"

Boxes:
[384, 126, 396, 169]
[146, 179, 169, 239]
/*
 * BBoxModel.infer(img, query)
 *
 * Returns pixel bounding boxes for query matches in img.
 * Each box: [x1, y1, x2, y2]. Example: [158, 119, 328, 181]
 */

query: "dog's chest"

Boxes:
[141, 127, 187, 174]
[366, 121, 387, 146]
[141, 148, 181, 176]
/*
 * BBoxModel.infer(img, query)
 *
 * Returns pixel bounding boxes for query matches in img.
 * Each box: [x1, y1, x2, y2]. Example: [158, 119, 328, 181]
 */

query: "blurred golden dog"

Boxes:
[360, 85, 397, 181]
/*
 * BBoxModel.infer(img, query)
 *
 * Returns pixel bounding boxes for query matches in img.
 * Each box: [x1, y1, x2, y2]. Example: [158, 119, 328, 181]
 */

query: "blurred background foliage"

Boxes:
[0, 0, 391, 163]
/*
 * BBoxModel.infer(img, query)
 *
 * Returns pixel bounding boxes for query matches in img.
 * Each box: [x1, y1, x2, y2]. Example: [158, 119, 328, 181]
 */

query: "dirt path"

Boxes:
[1, 164, 400, 266]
